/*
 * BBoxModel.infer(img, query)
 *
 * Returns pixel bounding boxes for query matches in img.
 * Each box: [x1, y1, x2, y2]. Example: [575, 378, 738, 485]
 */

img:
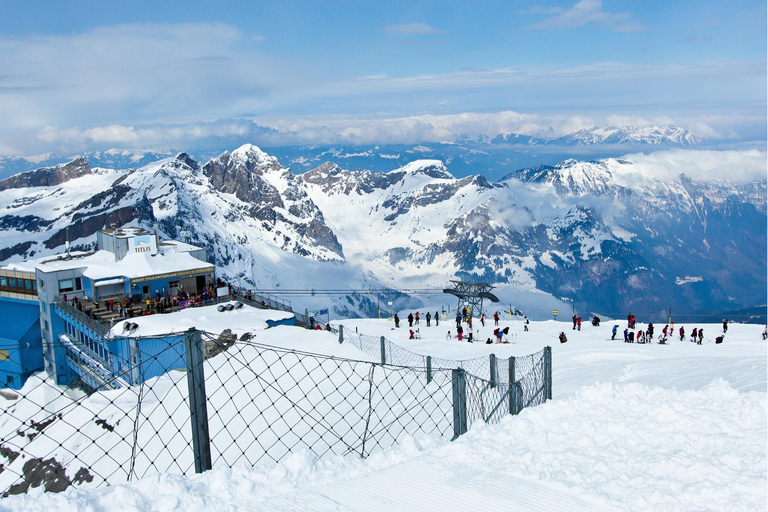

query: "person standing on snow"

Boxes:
[435, 311, 439, 327]
[698, 328, 704, 344]
[394, 314, 400, 328]
[414, 312, 420, 325]
[573, 314, 577, 330]
[722, 319, 729, 333]
[524, 316, 529, 332]
[612, 325, 618, 340]
[679, 326, 685, 341]
[456, 311, 462, 328]
[576, 316, 582, 331]
[426, 312, 431, 327]
[408, 313, 414, 327]
[493, 312, 499, 326]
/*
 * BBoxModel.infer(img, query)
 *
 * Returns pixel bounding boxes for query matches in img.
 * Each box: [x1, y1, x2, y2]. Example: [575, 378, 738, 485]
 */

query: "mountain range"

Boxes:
[0, 142, 764, 322]
[0, 124, 703, 183]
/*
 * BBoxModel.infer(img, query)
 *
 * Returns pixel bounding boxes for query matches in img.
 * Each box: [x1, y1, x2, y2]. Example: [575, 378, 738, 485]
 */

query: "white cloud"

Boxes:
[0, 23, 299, 130]
[383, 22, 441, 35]
[527, 0, 646, 32]
[618, 149, 767, 185]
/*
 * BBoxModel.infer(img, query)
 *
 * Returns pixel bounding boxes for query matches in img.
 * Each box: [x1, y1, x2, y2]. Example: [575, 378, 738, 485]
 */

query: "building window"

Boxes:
[24, 279, 32, 290]
[38, 279, 44, 291]
[0, 277, 7, 287]
[43, 319, 49, 332]
[8, 278, 16, 288]
[58, 277, 83, 293]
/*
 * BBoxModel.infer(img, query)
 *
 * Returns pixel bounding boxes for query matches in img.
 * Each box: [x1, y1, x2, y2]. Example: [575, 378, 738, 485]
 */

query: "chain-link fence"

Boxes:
[334, 324, 546, 386]
[0, 328, 550, 497]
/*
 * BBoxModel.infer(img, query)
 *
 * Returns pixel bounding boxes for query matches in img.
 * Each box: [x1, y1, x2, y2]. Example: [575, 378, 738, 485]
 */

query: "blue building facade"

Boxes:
[0, 297, 44, 389]
[1, 227, 214, 390]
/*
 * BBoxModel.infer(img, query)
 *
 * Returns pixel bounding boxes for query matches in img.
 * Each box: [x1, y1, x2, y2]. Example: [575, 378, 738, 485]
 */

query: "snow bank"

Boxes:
[3, 378, 763, 512]
[1, 319, 765, 511]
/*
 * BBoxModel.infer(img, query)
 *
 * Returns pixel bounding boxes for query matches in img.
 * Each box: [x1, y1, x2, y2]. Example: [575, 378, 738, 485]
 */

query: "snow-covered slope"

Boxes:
[1, 315, 765, 511]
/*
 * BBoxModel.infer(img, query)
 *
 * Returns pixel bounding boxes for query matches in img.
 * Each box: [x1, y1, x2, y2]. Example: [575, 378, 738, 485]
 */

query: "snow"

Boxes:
[83, 251, 213, 280]
[107, 302, 295, 338]
[676, 276, 704, 285]
[1, 313, 765, 511]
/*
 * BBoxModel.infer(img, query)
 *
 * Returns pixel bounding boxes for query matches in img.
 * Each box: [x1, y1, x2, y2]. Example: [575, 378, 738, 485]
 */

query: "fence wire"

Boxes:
[0, 327, 549, 497]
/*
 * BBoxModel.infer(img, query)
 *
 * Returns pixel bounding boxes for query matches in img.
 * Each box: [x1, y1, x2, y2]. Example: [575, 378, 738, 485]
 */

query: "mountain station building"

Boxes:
[0, 227, 214, 390]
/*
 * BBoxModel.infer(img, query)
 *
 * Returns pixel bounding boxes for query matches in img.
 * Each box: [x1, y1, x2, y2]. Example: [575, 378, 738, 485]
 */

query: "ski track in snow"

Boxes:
[0, 317, 765, 512]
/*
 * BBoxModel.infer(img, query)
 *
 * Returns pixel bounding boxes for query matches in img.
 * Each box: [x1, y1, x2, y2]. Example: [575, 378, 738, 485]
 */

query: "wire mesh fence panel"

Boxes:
[383, 341, 427, 368]
[518, 350, 548, 410]
[200, 338, 454, 469]
[342, 331, 381, 362]
[0, 344, 142, 494]
[464, 373, 513, 428]
[458, 356, 493, 381]
[0, 325, 551, 497]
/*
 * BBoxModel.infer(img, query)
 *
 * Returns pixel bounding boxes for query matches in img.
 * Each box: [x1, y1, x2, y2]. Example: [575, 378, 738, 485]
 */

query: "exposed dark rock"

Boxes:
[0, 158, 92, 191]
[95, 418, 114, 432]
[0, 241, 33, 261]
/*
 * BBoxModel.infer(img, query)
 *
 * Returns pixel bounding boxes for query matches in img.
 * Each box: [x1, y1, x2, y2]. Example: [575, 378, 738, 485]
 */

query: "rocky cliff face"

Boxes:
[0, 157, 92, 191]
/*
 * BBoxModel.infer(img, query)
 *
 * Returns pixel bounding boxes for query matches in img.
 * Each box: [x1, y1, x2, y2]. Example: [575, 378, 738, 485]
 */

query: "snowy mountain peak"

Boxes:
[555, 125, 701, 146]
[172, 152, 200, 171]
[231, 143, 280, 170]
[555, 159, 579, 168]
[395, 159, 453, 180]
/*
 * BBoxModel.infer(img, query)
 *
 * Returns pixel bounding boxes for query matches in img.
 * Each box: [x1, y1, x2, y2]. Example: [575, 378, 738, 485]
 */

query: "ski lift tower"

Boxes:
[443, 280, 500, 318]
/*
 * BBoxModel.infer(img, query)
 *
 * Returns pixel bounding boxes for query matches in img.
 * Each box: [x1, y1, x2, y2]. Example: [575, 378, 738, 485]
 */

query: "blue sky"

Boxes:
[0, 0, 765, 155]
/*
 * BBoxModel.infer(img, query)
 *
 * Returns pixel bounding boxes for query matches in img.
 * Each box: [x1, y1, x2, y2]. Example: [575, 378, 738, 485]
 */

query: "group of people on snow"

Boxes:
[394, 311, 441, 330]
[608, 315, 733, 345]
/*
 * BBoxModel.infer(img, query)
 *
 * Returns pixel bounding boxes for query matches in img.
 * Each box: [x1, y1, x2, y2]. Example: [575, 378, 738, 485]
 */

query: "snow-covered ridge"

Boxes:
[0, 145, 764, 319]
[493, 124, 701, 146]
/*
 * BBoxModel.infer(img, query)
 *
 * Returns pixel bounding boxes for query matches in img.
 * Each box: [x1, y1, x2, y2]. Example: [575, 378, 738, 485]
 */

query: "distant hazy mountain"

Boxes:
[492, 124, 701, 146]
[0, 124, 703, 183]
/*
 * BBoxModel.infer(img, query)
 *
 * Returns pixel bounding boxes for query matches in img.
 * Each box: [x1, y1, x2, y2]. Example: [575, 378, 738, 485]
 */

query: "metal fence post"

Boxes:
[129, 337, 140, 385]
[451, 368, 467, 440]
[184, 328, 212, 474]
[380, 336, 386, 365]
[426, 355, 432, 384]
[489, 353, 497, 389]
[338, 324, 344, 344]
[508, 356, 516, 415]
[545, 346, 552, 400]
